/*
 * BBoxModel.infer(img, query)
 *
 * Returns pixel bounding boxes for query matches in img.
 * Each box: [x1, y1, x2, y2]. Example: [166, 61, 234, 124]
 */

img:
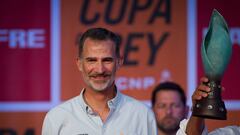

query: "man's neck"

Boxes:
[158, 129, 176, 135]
[83, 85, 116, 122]
[85, 85, 115, 105]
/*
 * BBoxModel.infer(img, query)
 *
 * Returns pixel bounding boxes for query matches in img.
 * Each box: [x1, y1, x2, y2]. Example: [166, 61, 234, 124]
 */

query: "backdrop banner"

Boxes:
[0, 0, 239, 134]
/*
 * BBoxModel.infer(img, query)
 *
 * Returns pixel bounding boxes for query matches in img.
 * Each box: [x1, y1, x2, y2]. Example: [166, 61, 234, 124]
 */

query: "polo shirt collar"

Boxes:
[79, 86, 122, 115]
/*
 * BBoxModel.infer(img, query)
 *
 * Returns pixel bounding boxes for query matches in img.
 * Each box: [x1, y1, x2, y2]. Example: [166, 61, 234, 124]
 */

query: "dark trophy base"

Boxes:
[192, 81, 227, 120]
[192, 98, 227, 120]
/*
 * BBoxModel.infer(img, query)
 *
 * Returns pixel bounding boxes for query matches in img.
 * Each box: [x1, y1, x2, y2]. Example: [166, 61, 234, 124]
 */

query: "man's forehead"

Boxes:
[156, 90, 182, 100]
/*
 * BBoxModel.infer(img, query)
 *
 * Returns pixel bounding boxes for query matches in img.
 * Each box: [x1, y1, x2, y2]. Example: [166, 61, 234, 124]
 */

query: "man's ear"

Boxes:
[116, 48, 124, 69]
[117, 56, 124, 69]
[76, 57, 83, 72]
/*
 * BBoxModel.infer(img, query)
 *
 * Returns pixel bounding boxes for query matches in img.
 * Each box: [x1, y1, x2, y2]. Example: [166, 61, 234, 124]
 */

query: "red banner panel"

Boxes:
[0, 0, 51, 101]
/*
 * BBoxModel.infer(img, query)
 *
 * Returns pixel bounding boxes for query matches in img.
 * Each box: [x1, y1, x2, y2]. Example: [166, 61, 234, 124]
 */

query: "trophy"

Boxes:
[192, 9, 232, 120]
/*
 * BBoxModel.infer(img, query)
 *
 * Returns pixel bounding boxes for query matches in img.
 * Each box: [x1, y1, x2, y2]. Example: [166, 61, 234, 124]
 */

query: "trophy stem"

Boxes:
[192, 80, 227, 120]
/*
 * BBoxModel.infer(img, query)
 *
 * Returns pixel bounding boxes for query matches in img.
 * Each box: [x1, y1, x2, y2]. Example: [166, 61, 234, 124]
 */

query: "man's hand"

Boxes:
[192, 77, 211, 105]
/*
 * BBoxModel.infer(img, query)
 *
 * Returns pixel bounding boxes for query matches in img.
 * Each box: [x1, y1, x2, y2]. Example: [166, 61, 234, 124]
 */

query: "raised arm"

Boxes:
[186, 77, 211, 135]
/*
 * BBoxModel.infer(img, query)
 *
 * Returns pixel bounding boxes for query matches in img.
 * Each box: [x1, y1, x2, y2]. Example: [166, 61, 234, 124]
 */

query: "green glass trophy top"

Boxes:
[202, 9, 232, 81]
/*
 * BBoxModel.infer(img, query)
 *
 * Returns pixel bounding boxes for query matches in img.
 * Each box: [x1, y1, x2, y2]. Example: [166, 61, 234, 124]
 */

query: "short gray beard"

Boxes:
[85, 76, 115, 92]
[90, 80, 111, 92]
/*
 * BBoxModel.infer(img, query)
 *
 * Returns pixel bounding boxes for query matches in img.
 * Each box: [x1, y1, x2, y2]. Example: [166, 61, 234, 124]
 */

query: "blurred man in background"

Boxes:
[151, 82, 189, 135]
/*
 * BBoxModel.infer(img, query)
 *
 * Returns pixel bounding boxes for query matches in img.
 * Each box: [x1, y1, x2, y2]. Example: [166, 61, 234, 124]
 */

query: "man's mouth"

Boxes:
[90, 74, 110, 80]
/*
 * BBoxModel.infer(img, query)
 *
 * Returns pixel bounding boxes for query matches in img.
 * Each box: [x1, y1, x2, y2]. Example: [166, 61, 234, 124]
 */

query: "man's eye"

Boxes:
[86, 59, 96, 63]
[172, 103, 182, 109]
[103, 58, 113, 63]
[157, 104, 165, 108]
[88, 59, 95, 62]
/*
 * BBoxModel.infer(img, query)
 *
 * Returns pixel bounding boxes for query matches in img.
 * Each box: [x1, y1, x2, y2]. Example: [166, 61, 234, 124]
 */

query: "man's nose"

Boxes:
[96, 61, 105, 73]
[166, 106, 173, 115]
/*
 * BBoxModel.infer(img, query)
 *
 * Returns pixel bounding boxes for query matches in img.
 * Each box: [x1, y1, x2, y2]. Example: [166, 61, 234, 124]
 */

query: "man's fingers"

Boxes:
[200, 77, 208, 83]
[198, 85, 211, 92]
[192, 89, 209, 101]
[197, 90, 208, 97]
[192, 77, 211, 105]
